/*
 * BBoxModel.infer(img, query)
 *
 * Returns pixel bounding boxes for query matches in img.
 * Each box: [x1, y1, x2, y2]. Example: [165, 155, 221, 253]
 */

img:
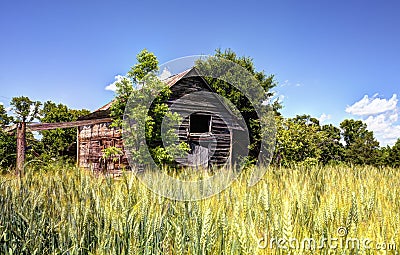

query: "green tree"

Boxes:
[111, 49, 159, 127]
[122, 73, 189, 166]
[111, 49, 188, 167]
[0, 104, 13, 127]
[319, 124, 345, 164]
[340, 119, 379, 165]
[127, 49, 159, 82]
[10, 96, 41, 123]
[0, 105, 15, 170]
[375, 145, 392, 167]
[388, 138, 400, 167]
[10, 96, 42, 174]
[196, 48, 279, 163]
[40, 101, 89, 160]
[0, 131, 16, 170]
[275, 115, 322, 166]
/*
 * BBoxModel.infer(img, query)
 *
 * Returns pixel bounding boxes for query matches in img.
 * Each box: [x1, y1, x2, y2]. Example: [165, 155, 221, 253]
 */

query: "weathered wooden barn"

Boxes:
[77, 67, 247, 172]
[76, 102, 126, 172]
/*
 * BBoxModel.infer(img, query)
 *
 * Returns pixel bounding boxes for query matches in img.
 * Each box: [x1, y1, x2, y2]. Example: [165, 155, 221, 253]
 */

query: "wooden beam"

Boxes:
[4, 124, 17, 133]
[28, 118, 113, 131]
[7, 118, 113, 174]
[3, 118, 113, 133]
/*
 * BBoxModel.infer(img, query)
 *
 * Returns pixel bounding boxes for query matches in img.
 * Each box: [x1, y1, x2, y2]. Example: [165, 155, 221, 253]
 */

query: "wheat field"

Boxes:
[0, 163, 399, 254]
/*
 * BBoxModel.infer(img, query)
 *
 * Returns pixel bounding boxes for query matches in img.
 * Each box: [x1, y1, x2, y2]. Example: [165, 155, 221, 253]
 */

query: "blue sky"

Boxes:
[1, 0, 399, 146]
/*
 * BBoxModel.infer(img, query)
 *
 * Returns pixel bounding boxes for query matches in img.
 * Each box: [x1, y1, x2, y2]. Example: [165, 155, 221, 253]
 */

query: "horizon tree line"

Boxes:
[0, 48, 399, 170]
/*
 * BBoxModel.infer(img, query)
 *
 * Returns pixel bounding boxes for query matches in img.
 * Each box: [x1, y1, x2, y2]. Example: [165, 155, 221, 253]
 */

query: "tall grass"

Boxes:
[0, 163, 399, 254]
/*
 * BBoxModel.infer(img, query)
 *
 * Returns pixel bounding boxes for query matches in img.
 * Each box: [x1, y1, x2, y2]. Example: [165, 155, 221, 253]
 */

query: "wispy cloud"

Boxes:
[105, 75, 126, 92]
[279, 79, 302, 88]
[346, 93, 400, 146]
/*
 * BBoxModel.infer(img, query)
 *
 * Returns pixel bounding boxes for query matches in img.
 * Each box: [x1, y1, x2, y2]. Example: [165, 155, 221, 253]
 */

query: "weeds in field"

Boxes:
[0, 163, 399, 254]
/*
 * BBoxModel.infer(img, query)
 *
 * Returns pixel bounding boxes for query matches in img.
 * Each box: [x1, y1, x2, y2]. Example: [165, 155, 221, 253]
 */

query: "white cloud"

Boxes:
[389, 112, 398, 122]
[105, 75, 126, 92]
[159, 67, 172, 80]
[346, 93, 400, 147]
[318, 113, 331, 123]
[364, 112, 400, 146]
[345, 94, 398, 116]
[280, 80, 289, 87]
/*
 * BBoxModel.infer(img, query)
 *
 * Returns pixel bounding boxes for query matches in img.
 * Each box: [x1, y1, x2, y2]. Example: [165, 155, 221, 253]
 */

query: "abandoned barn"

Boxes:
[77, 67, 247, 172]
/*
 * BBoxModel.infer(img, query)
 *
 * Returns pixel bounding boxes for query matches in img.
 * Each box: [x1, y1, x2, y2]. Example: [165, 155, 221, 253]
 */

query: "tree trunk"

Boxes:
[16, 122, 26, 176]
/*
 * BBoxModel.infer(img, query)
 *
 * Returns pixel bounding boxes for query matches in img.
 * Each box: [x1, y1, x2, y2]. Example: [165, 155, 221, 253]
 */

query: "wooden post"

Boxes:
[16, 122, 26, 176]
[76, 127, 80, 167]
[3, 118, 112, 174]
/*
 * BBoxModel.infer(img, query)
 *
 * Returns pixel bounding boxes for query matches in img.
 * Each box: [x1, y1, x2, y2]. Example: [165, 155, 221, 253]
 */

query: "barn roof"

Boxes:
[78, 67, 202, 121]
[78, 67, 246, 131]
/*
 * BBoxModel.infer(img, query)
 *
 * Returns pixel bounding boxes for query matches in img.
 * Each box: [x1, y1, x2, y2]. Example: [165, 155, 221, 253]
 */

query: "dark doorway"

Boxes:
[188, 113, 212, 167]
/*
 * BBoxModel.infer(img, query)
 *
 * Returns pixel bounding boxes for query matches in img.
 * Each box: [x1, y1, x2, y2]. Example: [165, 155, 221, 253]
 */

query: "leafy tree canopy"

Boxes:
[0, 104, 13, 127]
[388, 138, 400, 167]
[111, 49, 188, 167]
[111, 49, 159, 127]
[10, 96, 41, 123]
[196, 48, 279, 163]
[340, 119, 379, 165]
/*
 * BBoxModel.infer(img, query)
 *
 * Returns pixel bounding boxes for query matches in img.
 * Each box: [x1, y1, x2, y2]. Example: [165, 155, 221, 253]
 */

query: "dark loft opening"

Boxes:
[190, 114, 211, 133]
